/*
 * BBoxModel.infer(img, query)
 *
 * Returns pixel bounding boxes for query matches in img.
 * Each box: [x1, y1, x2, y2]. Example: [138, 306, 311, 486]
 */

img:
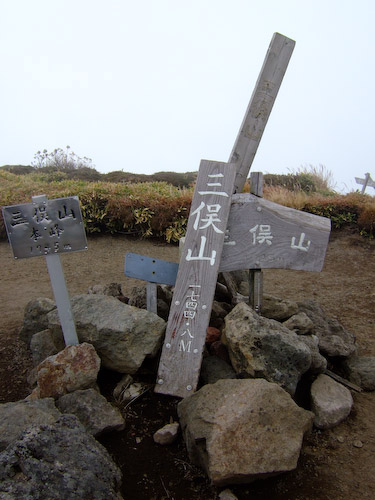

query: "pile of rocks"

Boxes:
[1, 276, 375, 497]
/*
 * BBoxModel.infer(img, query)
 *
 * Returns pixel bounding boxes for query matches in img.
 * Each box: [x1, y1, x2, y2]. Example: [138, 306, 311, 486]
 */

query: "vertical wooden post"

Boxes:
[146, 282, 158, 314]
[361, 173, 370, 194]
[249, 172, 263, 313]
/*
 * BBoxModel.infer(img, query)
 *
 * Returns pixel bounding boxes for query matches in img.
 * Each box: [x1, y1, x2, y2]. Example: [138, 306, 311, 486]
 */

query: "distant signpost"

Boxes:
[2, 195, 87, 346]
[355, 173, 375, 194]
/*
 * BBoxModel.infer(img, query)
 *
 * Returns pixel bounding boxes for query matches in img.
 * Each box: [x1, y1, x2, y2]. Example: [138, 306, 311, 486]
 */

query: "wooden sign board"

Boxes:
[155, 160, 236, 398]
[220, 194, 331, 273]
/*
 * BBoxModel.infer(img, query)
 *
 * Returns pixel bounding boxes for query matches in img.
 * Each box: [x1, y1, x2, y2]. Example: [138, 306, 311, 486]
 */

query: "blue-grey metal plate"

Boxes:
[124, 253, 178, 285]
[2, 196, 87, 259]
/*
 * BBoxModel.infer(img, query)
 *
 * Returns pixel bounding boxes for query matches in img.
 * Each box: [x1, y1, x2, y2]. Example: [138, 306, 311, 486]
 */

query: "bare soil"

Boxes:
[0, 230, 375, 500]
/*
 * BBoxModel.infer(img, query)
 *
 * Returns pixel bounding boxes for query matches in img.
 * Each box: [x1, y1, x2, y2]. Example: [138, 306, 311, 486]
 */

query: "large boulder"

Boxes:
[298, 299, 356, 357]
[34, 343, 101, 399]
[342, 356, 375, 391]
[0, 414, 123, 499]
[311, 374, 353, 429]
[177, 379, 313, 486]
[19, 298, 56, 346]
[0, 398, 60, 451]
[47, 294, 166, 373]
[223, 302, 311, 394]
[56, 388, 125, 436]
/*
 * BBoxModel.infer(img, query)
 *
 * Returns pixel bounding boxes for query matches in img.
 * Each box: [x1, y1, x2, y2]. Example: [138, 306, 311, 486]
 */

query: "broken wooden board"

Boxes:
[229, 33, 295, 193]
[155, 160, 236, 398]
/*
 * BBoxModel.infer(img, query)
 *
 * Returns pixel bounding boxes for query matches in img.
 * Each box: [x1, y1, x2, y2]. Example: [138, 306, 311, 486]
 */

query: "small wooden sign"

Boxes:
[221, 194, 331, 273]
[155, 160, 236, 398]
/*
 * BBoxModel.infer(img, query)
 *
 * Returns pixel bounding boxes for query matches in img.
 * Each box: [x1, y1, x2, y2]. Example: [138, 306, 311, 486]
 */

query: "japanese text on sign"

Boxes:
[2, 197, 87, 259]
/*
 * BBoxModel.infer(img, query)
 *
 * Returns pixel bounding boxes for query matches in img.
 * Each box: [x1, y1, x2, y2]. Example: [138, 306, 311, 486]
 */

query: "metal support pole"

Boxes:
[249, 172, 264, 313]
[32, 195, 79, 345]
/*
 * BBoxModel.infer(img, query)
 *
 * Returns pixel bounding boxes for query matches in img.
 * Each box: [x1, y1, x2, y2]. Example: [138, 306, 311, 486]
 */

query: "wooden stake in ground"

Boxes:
[155, 160, 236, 398]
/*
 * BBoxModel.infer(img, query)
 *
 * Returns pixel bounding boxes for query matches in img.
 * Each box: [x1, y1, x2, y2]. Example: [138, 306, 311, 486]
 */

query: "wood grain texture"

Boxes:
[229, 33, 295, 193]
[155, 161, 236, 398]
[220, 193, 331, 272]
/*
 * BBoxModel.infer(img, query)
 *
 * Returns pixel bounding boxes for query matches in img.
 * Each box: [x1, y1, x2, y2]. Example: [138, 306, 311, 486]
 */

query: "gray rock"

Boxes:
[283, 312, 314, 335]
[127, 284, 147, 309]
[0, 414, 123, 499]
[342, 356, 375, 391]
[210, 301, 233, 329]
[47, 294, 166, 373]
[88, 282, 123, 297]
[19, 298, 56, 346]
[56, 388, 125, 436]
[30, 329, 63, 367]
[223, 302, 311, 394]
[298, 335, 327, 374]
[0, 398, 60, 451]
[219, 489, 239, 500]
[298, 300, 356, 357]
[200, 356, 236, 385]
[261, 294, 299, 321]
[153, 422, 179, 445]
[113, 381, 148, 406]
[177, 379, 313, 486]
[311, 374, 353, 429]
[113, 374, 134, 401]
[128, 284, 171, 320]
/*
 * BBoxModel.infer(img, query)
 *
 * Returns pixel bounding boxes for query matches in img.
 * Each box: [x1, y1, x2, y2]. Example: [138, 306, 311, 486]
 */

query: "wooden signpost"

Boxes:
[155, 160, 236, 398]
[355, 173, 375, 194]
[2, 194, 87, 346]
[155, 33, 299, 398]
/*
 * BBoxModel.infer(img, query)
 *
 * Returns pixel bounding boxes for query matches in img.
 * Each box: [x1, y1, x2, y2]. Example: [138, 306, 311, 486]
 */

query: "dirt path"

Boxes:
[0, 231, 374, 499]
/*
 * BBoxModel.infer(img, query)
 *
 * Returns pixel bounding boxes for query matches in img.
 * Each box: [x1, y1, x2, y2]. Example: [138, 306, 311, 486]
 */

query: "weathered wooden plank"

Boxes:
[229, 33, 295, 193]
[324, 369, 362, 393]
[220, 193, 331, 272]
[155, 160, 237, 398]
[250, 171, 263, 198]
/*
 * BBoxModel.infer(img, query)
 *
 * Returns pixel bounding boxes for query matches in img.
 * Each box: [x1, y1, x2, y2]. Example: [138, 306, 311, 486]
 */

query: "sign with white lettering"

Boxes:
[155, 160, 236, 398]
[221, 194, 331, 272]
[2, 196, 87, 259]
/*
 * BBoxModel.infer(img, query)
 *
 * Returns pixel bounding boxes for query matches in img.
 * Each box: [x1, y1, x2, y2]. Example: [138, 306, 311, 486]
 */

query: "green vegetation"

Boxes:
[1, 162, 374, 243]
